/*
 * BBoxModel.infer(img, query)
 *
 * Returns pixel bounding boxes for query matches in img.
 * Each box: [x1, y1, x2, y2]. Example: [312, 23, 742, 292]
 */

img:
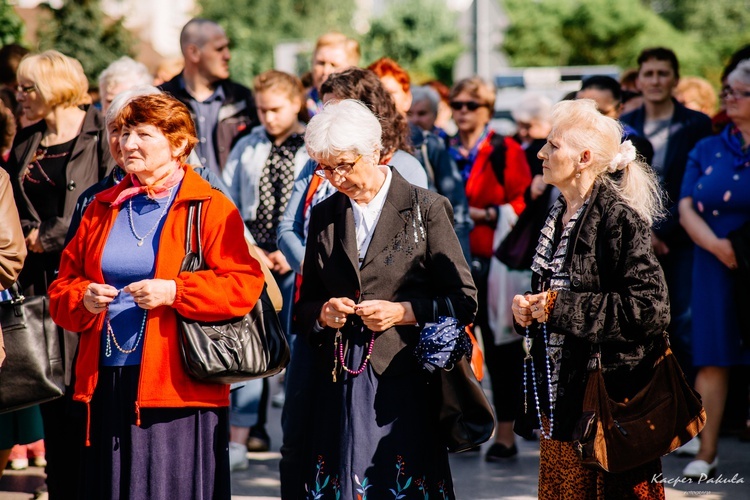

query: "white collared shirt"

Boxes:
[349, 166, 392, 267]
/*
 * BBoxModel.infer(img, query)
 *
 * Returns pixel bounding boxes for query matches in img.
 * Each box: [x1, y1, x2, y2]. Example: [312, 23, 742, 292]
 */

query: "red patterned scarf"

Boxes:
[111, 166, 185, 207]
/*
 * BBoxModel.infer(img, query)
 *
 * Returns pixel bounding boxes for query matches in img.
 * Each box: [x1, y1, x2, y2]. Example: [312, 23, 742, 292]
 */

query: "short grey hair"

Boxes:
[180, 18, 224, 54]
[98, 57, 152, 95]
[105, 85, 161, 131]
[305, 99, 382, 163]
[411, 85, 440, 114]
[511, 93, 552, 124]
[728, 59, 750, 87]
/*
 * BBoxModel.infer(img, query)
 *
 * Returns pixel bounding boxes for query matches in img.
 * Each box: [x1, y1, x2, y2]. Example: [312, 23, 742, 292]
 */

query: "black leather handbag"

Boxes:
[438, 355, 496, 452]
[0, 284, 65, 413]
[427, 298, 496, 453]
[177, 201, 290, 385]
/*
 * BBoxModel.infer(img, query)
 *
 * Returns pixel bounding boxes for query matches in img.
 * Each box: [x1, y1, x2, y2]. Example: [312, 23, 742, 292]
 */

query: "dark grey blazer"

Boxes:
[295, 168, 477, 376]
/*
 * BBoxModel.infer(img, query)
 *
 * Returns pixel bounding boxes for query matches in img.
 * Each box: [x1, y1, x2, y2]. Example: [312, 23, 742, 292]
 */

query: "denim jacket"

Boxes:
[222, 125, 309, 223]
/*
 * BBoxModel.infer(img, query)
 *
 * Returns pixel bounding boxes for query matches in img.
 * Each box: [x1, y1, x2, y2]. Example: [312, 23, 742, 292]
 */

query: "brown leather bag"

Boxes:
[0, 169, 26, 291]
[572, 341, 706, 473]
[0, 169, 27, 368]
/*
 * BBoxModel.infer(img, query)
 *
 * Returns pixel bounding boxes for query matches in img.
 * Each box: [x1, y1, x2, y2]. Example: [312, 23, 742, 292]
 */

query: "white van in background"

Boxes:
[491, 65, 621, 136]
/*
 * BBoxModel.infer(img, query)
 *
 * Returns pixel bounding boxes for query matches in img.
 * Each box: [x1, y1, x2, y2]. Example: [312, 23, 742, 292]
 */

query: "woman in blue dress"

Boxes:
[679, 59, 750, 479]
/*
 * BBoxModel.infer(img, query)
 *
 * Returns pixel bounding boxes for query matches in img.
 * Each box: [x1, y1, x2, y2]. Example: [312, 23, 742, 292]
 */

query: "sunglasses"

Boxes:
[449, 101, 486, 111]
[15, 84, 36, 95]
[314, 154, 362, 179]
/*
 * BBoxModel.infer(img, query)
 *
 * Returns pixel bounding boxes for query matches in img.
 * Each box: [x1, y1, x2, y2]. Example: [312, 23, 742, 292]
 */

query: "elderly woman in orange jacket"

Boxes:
[48, 94, 264, 500]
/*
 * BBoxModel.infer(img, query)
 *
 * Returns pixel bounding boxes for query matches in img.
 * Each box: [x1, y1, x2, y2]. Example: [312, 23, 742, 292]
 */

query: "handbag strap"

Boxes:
[432, 297, 457, 322]
[587, 332, 671, 372]
[184, 200, 205, 270]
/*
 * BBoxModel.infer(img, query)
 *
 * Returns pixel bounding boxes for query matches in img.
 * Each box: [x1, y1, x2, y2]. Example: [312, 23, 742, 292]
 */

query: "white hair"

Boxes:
[105, 85, 161, 132]
[512, 92, 552, 124]
[549, 99, 664, 225]
[411, 85, 440, 114]
[728, 59, 750, 87]
[305, 99, 382, 163]
[98, 57, 152, 95]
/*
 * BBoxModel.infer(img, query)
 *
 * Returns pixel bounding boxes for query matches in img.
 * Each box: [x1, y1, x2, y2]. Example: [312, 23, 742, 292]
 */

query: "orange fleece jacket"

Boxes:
[49, 165, 264, 429]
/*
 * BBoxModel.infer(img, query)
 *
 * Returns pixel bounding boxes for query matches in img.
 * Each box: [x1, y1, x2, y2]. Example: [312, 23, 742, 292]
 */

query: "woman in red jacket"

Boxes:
[448, 76, 532, 461]
[48, 94, 264, 499]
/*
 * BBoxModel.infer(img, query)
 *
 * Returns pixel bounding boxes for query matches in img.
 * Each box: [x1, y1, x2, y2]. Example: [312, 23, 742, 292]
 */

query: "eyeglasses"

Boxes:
[449, 101, 486, 111]
[15, 84, 36, 95]
[314, 154, 362, 178]
[722, 87, 750, 100]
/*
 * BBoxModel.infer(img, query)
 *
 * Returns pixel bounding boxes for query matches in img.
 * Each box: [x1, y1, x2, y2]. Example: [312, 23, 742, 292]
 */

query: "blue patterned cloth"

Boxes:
[414, 316, 473, 372]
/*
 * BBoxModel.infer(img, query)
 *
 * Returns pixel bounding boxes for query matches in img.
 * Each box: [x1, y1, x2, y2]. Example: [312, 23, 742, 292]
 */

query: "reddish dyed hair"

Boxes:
[116, 94, 198, 162]
[368, 57, 410, 93]
[424, 80, 450, 104]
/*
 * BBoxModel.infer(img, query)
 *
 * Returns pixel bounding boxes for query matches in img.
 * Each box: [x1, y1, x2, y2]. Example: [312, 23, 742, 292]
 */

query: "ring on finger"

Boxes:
[334, 316, 341, 323]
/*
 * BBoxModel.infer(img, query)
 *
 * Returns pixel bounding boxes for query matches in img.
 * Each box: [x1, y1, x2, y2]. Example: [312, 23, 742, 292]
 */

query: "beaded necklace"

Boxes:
[105, 309, 148, 357]
[524, 321, 555, 439]
[127, 187, 173, 247]
[331, 326, 375, 382]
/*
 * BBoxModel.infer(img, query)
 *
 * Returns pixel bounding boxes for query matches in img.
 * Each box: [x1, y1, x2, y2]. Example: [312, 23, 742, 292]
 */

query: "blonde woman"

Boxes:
[512, 99, 669, 498]
[3, 49, 114, 498]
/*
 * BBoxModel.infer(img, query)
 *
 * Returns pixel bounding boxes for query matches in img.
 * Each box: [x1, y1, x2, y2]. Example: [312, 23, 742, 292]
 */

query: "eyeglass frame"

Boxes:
[722, 86, 750, 100]
[314, 154, 363, 179]
[449, 100, 487, 112]
[15, 84, 36, 95]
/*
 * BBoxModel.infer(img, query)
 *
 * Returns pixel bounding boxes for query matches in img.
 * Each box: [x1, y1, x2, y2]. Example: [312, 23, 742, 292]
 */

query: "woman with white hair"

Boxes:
[512, 99, 670, 498]
[294, 99, 477, 499]
[678, 59, 750, 479]
[97, 56, 153, 114]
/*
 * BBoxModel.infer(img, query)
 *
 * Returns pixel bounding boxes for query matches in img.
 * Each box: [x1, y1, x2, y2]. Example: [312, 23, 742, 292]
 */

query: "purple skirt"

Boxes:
[80, 365, 230, 500]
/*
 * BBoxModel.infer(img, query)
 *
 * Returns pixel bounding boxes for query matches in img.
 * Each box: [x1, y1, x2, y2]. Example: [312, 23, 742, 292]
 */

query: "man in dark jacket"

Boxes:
[159, 18, 258, 180]
[620, 47, 713, 385]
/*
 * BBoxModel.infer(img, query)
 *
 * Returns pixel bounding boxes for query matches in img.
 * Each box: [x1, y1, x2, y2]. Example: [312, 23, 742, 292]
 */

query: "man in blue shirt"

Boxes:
[160, 18, 258, 180]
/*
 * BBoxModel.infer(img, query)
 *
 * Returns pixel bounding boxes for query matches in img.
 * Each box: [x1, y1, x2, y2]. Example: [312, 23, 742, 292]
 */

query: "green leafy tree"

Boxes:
[37, 0, 132, 87]
[0, 1, 25, 46]
[199, 0, 356, 86]
[649, 0, 750, 80]
[360, 0, 463, 84]
[501, 0, 750, 81]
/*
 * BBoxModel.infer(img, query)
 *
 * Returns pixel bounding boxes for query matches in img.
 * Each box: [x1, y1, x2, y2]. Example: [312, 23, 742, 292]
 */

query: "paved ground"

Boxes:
[3, 375, 749, 499]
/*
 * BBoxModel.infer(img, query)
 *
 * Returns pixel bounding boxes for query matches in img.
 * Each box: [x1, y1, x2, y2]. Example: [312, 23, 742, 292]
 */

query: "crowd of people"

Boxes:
[0, 15, 748, 500]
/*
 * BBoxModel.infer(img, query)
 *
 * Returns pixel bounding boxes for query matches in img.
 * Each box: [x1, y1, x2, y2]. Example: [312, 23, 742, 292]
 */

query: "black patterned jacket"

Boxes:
[515, 180, 671, 440]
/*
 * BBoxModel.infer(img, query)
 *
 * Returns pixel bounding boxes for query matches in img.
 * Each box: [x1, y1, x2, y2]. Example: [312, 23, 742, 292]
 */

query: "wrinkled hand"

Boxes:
[320, 297, 356, 329]
[25, 228, 44, 253]
[124, 279, 176, 309]
[651, 231, 670, 256]
[512, 292, 548, 327]
[712, 238, 738, 270]
[83, 283, 119, 314]
[268, 250, 292, 275]
[355, 300, 413, 332]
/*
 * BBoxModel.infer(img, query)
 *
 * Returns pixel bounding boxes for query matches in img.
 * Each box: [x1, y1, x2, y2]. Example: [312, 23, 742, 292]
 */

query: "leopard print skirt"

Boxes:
[537, 417, 665, 500]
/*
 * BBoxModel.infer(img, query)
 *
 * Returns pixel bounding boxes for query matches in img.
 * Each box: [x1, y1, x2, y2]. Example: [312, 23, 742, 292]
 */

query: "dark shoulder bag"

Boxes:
[177, 201, 290, 384]
[434, 299, 496, 452]
[0, 283, 64, 413]
[572, 338, 706, 473]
